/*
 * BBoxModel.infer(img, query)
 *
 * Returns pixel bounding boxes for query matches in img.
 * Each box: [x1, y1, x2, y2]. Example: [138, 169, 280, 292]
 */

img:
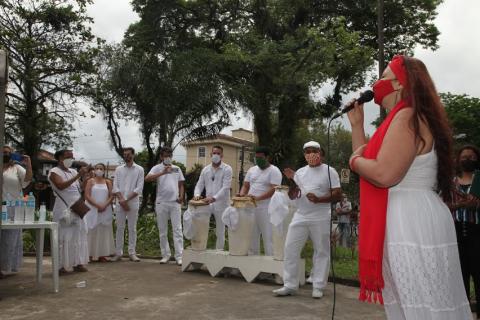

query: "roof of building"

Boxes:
[182, 133, 255, 148]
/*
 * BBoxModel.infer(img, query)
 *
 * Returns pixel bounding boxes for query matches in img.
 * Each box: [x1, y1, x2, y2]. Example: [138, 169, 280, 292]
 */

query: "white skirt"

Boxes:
[88, 223, 115, 259]
[57, 217, 89, 270]
[382, 188, 472, 320]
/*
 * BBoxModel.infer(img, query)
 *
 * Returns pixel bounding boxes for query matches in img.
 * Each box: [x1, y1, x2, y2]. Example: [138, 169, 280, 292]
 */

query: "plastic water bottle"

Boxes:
[25, 192, 36, 222]
[39, 203, 47, 222]
[14, 193, 25, 223]
[6, 194, 15, 222]
[1, 201, 7, 222]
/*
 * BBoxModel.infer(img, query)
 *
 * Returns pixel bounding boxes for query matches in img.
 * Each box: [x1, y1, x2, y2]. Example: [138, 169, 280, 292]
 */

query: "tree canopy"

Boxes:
[442, 92, 480, 149]
[0, 0, 99, 162]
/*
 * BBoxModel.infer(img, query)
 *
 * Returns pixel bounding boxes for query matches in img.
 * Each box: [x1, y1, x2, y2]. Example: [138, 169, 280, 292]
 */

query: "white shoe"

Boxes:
[273, 286, 296, 297]
[175, 258, 182, 266]
[312, 288, 323, 299]
[129, 254, 140, 262]
[306, 276, 313, 284]
[159, 256, 170, 264]
[111, 255, 122, 262]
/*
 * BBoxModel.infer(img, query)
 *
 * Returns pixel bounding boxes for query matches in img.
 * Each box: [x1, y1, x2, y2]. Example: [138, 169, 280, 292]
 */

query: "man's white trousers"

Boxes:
[155, 201, 183, 259]
[249, 206, 273, 256]
[283, 219, 330, 290]
[115, 205, 139, 256]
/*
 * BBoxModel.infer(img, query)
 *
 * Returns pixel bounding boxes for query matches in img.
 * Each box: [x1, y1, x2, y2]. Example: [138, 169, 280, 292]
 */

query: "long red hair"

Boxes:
[401, 57, 454, 202]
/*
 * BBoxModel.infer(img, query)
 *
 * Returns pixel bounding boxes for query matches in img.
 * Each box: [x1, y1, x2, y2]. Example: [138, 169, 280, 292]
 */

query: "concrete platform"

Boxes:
[182, 249, 305, 285]
[0, 257, 388, 319]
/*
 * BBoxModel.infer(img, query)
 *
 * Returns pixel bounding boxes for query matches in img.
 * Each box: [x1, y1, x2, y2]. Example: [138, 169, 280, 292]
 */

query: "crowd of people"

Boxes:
[1, 54, 479, 319]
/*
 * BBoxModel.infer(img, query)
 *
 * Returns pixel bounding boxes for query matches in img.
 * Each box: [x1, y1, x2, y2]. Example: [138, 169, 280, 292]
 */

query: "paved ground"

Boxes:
[1, 257, 385, 320]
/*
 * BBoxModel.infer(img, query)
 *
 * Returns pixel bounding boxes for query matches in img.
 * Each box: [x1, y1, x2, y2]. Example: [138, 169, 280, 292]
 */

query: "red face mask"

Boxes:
[372, 79, 397, 106]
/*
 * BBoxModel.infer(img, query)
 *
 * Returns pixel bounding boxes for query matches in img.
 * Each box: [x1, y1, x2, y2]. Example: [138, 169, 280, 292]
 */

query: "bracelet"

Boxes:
[349, 155, 362, 172]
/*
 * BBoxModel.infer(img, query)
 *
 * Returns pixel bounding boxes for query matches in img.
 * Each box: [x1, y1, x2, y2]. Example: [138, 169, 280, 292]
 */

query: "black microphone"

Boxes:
[331, 90, 374, 119]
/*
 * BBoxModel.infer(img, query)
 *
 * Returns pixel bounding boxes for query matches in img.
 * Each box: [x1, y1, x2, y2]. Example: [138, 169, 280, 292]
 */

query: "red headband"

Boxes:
[388, 55, 407, 87]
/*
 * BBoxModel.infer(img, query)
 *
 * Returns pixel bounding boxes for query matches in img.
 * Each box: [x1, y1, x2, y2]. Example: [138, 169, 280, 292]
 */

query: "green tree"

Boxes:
[0, 0, 99, 163]
[441, 92, 480, 148]
[129, 0, 442, 167]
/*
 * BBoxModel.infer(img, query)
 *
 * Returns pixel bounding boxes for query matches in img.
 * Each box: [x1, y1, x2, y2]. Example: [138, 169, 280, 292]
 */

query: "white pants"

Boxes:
[115, 205, 139, 256]
[155, 201, 183, 259]
[283, 220, 330, 290]
[249, 206, 273, 256]
[212, 204, 227, 250]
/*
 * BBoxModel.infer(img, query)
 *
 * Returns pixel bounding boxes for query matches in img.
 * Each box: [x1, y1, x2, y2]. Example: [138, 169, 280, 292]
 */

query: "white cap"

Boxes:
[303, 141, 321, 150]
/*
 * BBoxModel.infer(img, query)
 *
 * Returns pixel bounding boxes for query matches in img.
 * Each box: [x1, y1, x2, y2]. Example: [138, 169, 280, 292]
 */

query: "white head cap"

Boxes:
[303, 141, 321, 150]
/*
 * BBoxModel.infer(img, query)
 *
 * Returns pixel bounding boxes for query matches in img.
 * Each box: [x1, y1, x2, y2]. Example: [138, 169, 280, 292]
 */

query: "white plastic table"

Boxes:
[0, 221, 59, 293]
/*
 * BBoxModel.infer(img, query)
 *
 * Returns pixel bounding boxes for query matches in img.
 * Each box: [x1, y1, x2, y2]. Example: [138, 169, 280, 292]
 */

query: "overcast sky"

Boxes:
[72, 0, 480, 165]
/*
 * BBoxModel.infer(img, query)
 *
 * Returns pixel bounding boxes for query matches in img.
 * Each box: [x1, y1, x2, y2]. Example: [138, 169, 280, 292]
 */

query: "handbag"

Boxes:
[53, 190, 89, 219]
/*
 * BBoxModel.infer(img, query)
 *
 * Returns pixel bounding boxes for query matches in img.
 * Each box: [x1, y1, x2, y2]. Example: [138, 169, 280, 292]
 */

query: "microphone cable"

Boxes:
[326, 115, 337, 320]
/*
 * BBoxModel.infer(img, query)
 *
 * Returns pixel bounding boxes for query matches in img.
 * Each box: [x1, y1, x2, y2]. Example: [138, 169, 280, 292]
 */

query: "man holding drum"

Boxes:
[193, 145, 233, 250]
[239, 146, 282, 256]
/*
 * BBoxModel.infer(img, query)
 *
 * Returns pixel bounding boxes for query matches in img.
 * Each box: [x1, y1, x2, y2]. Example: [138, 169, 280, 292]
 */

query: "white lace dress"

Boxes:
[382, 149, 472, 319]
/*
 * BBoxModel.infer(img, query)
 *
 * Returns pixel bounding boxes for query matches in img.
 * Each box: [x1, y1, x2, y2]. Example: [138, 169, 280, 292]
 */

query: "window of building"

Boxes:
[198, 146, 206, 158]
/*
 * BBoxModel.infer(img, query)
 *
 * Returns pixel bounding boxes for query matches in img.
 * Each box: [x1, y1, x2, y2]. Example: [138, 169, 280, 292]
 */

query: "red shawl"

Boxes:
[358, 99, 408, 303]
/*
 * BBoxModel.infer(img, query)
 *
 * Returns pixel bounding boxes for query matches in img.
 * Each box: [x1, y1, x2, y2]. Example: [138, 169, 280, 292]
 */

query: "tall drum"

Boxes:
[188, 200, 211, 251]
[227, 197, 256, 256]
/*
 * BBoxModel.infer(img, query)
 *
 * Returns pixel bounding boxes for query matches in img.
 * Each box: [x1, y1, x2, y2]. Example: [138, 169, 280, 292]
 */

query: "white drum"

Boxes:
[228, 197, 256, 256]
[188, 200, 211, 251]
[270, 186, 296, 261]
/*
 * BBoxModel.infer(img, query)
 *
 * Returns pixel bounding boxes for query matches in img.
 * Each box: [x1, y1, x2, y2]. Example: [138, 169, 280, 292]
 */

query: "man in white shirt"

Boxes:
[335, 193, 352, 247]
[111, 147, 145, 262]
[193, 145, 233, 250]
[239, 146, 282, 256]
[273, 141, 342, 299]
[145, 147, 185, 265]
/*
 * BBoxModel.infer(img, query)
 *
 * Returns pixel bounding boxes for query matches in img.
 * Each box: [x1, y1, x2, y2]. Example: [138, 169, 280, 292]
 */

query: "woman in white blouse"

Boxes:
[48, 149, 90, 274]
[0, 146, 32, 278]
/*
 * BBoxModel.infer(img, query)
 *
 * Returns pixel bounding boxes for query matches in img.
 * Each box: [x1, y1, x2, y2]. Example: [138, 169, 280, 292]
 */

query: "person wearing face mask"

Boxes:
[0, 146, 32, 278]
[48, 149, 90, 274]
[111, 147, 144, 262]
[84, 163, 115, 262]
[450, 145, 480, 318]
[239, 146, 282, 256]
[346, 55, 471, 319]
[193, 145, 232, 250]
[273, 141, 341, 299]
[145, 146, 185, 265]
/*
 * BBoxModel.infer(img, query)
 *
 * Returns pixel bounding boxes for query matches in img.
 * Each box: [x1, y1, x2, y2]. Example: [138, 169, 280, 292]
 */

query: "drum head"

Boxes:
[188, 199, 209, 207]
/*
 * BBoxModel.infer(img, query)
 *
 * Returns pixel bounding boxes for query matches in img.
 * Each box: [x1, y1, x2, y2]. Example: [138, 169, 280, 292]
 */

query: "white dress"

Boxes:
[0, 165, 28, 272]
[48, 167, 89, 270]
[382, 149, 472, 319]
[85, 182, 114, 259]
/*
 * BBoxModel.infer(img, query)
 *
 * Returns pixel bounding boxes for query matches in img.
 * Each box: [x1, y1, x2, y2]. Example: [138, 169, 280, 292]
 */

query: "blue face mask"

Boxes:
[163, 157, 172, 165]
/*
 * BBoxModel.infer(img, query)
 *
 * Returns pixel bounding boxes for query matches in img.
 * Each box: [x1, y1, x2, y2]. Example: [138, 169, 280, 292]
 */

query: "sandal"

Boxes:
[59, 268, 69, 276]
[73, 265, 88, 272]
[98, 256, 110, 263]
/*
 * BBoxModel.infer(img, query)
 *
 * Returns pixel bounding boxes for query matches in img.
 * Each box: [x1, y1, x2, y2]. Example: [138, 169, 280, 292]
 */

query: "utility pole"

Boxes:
[0, 49, 8, 229]
[378, 0, 387, 120]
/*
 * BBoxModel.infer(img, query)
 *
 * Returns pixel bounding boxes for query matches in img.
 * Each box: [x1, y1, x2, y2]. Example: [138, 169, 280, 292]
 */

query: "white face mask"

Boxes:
[211, 154, 221, 164]
[163, 157, 172, 165]
[63, 158, 73, 168]
[95, 169, 104, 177]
